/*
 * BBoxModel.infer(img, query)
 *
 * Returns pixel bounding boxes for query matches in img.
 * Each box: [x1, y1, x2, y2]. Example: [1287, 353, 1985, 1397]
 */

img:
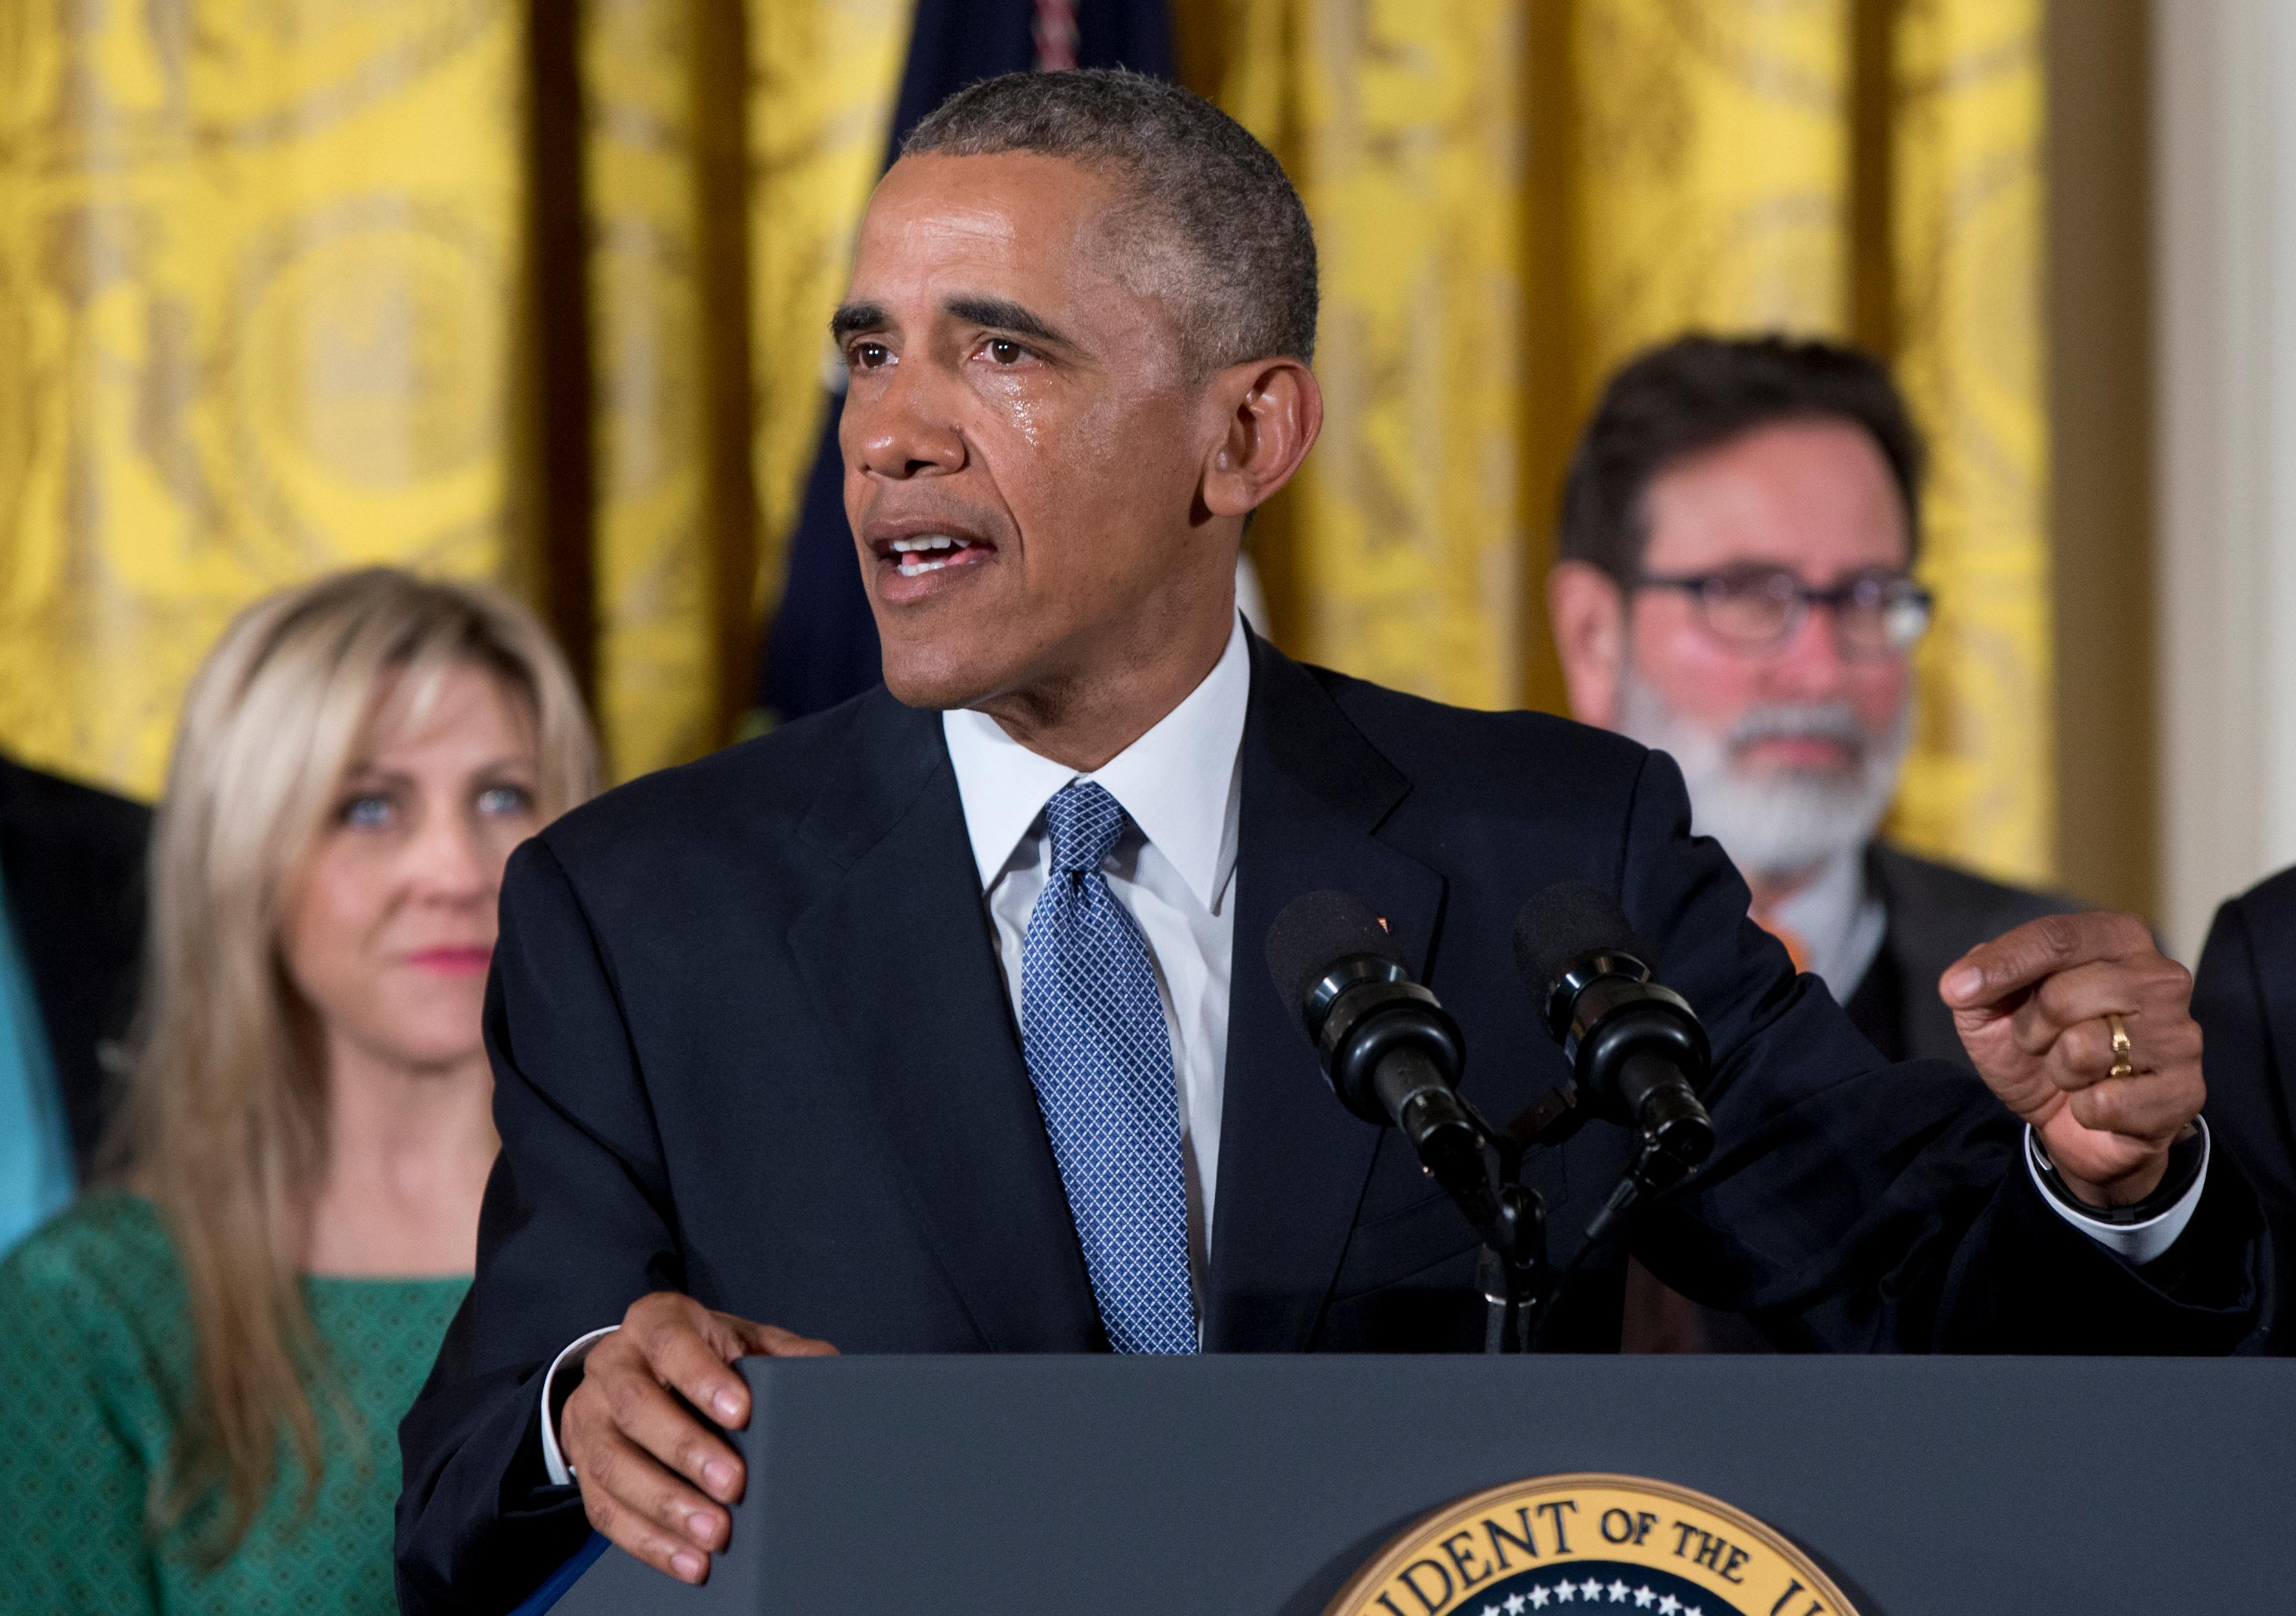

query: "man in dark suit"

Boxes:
[0, 752, 148, 1251]
[1548, 336, 2088, 1350]
[2193, 869, 2296, 1348]
[395, 72, 2260, 1615]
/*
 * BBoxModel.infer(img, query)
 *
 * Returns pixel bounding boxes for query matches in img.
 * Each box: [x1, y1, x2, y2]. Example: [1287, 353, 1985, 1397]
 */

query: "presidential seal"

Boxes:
[1328, 1474, 1858, 1616]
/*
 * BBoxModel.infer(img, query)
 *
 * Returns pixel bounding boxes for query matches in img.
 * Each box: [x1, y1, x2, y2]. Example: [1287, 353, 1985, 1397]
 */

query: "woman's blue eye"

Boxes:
[478, 785, 532, 816]
[341, 795, 392, 829]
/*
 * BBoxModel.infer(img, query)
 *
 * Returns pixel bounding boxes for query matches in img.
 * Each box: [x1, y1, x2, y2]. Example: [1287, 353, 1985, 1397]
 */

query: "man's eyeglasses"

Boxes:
[1632, 566, 1934, 658]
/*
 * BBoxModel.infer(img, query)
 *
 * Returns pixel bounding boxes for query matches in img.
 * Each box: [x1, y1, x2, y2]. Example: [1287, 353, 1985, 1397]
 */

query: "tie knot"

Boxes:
[1043, 780, 1127, 875]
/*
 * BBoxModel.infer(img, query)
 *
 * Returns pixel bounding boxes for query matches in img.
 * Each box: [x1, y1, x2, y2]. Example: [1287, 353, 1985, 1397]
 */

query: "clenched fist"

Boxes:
[1942, 911, 2202, 1207]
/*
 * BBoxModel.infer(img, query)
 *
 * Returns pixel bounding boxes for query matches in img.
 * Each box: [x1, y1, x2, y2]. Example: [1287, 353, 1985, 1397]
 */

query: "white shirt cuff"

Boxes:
[2025, 1120, 2209, 1266]
[539, 1326, 619, 1487]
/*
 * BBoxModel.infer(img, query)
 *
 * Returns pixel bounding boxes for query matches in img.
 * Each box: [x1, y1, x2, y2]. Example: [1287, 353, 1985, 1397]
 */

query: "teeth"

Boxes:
[890, 535, 965, 553]
[897, 557, 954, 577]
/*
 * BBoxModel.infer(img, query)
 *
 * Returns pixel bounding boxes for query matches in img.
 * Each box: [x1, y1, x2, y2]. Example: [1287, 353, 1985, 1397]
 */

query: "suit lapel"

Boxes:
[785, 692, 1103, 1351]
[1205, 641, 1446, 1351]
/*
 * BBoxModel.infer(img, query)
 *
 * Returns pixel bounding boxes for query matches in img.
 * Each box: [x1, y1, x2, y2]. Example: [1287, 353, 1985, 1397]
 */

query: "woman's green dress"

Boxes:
[0, 1194, 467, 1615]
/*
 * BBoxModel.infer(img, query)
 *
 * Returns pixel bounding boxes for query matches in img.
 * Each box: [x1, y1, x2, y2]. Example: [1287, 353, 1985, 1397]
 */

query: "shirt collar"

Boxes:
[1768, 845, 1875, 983]
[942, 615, 1251, 911]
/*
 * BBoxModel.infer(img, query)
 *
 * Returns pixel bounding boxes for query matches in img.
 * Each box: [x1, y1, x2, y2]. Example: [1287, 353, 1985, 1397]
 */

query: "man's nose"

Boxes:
[1763, 602, 1856, 697]
[848, 362, 966, 480]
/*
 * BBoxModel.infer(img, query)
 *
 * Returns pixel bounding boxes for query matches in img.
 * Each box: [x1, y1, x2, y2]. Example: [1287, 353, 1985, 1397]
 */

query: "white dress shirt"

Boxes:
[941, 613, 1250, 1296]
[1768, 846, 1888, 1008]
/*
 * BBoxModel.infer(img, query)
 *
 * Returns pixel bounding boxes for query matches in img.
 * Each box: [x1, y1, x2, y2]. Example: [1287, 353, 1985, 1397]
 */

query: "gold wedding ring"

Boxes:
[2106, 1012, 2134, 1079]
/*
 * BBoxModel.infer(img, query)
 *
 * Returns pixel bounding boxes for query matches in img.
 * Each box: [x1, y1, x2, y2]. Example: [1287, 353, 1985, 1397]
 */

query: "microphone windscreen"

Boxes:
[1511, 884, 1650, 994]
[1265, 889, 1401, 1014]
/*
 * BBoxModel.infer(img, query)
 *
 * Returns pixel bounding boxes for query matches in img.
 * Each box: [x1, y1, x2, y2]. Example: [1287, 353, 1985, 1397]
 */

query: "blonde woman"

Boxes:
[0, 570, 596, 1615]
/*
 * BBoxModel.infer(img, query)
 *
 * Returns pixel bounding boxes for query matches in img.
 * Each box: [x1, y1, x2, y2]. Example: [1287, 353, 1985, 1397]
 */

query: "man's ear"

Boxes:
[1548, 561, 1629, 727]
[1200, 358, 1322, 518]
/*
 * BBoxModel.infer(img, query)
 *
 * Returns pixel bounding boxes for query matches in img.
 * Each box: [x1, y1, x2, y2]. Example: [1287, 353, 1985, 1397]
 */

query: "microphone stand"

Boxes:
[1475, 1132, 1548, 1355]
[1433, 1087, 1578, 1355]
[1445, 1080, 1700, 1355]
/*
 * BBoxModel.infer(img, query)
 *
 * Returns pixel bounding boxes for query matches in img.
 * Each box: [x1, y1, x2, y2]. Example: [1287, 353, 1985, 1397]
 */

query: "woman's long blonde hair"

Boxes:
[107, 569, 598, 1556]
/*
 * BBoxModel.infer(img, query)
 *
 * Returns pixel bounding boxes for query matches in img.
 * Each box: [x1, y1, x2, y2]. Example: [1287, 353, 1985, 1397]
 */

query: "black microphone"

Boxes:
[1513, 886, 1715, 1229]
[1265, 890, 1492, 1222]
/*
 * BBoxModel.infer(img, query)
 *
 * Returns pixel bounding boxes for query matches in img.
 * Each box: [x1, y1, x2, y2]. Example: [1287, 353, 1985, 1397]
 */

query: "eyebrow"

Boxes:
[943, 295, 1075, 350]
[340, 756, 536, 785]
[827, 295, 1078, 352]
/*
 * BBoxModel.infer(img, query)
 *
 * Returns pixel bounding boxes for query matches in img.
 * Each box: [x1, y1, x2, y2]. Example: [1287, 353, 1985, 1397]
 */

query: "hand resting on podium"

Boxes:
[557, 1292, 834, 1586]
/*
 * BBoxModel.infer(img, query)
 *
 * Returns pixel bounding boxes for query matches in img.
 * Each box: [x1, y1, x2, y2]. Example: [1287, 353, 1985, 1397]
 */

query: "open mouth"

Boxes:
[864, 521, 1001, 600]
[882, 533, 991, 577]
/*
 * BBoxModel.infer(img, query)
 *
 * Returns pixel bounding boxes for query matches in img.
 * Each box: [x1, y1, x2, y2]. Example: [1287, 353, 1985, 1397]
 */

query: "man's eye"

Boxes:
[849, 342, 891, 370]
[478, 784, 533, 817]
[986, 338, 1027, 366]
[340, 794, 393, 829]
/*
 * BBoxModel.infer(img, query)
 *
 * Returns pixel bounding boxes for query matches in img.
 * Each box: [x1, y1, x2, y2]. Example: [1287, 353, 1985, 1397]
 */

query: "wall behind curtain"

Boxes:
[0, 1, 2060, 895]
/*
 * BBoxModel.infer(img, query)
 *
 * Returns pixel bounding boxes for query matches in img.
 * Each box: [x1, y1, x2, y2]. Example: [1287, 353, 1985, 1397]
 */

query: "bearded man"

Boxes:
[1548, 335, 2090, 1349]
[1548, 335, 2079, 1068]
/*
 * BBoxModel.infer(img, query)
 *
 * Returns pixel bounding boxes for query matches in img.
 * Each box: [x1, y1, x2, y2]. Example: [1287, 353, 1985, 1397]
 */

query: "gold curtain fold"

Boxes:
[1573, 0, 1852, 375]
[1885, 0, 2053, 885]
[0, 5, 522, 796]
[1182, 0, 1530, 710]
[583, 0, 905, 778]
[583, 0, 714, 778]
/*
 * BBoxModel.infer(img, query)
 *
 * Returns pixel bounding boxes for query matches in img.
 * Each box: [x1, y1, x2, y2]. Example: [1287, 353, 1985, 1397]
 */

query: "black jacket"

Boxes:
[1637, 844, 2088, 1353]
[1845, 844, 2083, 1067]
[2194, 867, 2296, 1349]
[395, 638, 2264, 1614]
[0, 755, 148, 1179]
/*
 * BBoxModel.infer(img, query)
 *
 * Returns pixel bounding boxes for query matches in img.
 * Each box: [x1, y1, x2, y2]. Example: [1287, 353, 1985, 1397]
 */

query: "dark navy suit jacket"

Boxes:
[395, 637, 2263, 1614]
[2194, 867, 2296, 1349]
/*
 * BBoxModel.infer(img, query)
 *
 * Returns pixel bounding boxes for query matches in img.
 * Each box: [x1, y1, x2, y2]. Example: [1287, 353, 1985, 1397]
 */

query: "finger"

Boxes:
[2046, 1010, 2204, 1093]
[1942, 912, 2154, 1010]
[2008, 959, 2147, 1056]
[730, 1319, 839, 1359]
[575, 1426, 724, 1585]
[590, 1357, 748, 1502]
[2066, 1070, 2204, 1144]
[633, 1307, 753, 1429]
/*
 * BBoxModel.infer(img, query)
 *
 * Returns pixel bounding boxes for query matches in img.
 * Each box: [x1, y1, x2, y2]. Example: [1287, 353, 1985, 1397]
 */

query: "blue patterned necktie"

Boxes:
[1019, 780, 1198, 1354]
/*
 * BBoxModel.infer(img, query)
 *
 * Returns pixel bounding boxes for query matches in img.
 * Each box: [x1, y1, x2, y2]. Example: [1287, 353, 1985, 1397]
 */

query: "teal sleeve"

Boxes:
[0, 1234, 164, 1616]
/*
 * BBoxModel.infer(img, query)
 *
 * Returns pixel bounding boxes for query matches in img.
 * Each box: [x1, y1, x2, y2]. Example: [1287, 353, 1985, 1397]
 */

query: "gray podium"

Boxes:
[540, 1355, 2293, 1615]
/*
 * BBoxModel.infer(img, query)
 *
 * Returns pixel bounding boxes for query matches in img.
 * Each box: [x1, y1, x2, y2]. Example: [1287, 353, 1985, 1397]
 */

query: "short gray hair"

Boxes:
[904, 69, 1317, 376]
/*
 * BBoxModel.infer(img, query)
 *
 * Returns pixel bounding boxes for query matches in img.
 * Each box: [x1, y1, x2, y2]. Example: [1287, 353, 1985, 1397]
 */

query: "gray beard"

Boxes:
[1615, 672, 1912, 883]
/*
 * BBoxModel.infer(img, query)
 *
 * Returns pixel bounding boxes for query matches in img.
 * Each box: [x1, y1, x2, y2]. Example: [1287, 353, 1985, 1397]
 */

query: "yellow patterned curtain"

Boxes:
[1887, 0, 2052, 882]
[1182, 0, 1530, 709]
[0, 1, 2054, 887]
[1178, 0, 2055, 887]
[0, 4, 522, 794]
[579, 0, 904, 778]
[0, 1, 904, 795]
